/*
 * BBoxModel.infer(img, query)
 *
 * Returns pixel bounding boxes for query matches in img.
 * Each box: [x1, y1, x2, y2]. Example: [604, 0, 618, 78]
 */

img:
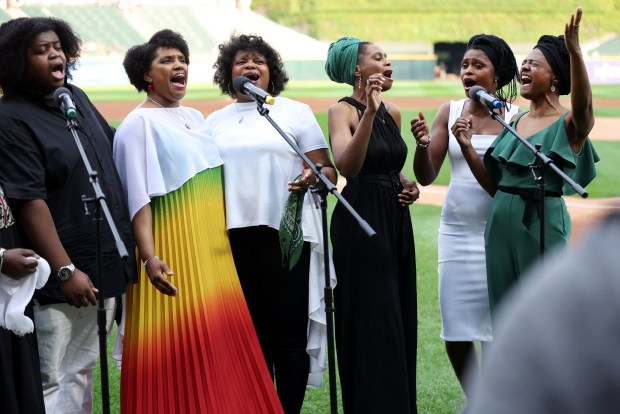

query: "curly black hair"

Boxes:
[466, 34, 519, 106]
[0, 17, 81, 97]
[123, 29, 190, 92]
[213, 34, 288, 98]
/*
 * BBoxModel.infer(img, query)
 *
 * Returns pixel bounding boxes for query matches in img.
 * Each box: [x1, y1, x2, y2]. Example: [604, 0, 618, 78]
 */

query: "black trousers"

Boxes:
[0, 303, 45, 414]
[228, 226, 310, 414]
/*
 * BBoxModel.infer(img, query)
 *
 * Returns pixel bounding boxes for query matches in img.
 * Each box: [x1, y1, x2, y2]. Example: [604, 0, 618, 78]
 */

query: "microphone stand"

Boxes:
[254, 99, 375, 414]
[486, 108, 587, 256]
[65, 116, 129, 414]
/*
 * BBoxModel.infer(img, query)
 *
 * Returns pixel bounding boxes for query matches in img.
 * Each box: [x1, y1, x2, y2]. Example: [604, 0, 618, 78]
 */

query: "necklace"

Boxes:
[471, 115, 490, 135]
[467, 100, 491, 135]
[147, 96, 191, 129]
[234, 102, 253, 124]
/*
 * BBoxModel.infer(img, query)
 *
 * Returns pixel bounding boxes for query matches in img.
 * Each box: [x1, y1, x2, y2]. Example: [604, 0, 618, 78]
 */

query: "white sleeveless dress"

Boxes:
[439, 99, 519, 341]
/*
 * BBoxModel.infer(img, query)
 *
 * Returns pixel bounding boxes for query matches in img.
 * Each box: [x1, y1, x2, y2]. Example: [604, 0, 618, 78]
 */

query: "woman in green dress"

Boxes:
[451, 7, 599, 318]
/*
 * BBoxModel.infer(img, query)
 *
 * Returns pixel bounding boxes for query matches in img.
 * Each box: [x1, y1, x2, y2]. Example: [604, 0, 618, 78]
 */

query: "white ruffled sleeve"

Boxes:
[113, 113, 166, 220]
[113, 108, 223, 221]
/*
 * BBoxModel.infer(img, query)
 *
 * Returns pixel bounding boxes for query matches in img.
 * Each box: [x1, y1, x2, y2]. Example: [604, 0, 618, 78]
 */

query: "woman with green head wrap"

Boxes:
[325, 37, 419, 413]
[324, 36, 361, 86]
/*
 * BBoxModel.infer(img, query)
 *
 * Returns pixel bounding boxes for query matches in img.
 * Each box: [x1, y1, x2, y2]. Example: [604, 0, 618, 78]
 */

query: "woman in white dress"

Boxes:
[410, 34, 519, 401]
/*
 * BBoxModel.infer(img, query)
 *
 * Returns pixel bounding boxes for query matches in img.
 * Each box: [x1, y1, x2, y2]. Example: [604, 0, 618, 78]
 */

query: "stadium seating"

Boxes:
[0, 8, 10, 22]
[18, 5, 143, 56]
[123, 5, 216, 57]
[592, 36, 620, 56]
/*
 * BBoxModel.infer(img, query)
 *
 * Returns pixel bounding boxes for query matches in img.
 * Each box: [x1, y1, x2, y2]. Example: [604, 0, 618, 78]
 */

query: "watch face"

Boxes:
[58, 266, 73, 282]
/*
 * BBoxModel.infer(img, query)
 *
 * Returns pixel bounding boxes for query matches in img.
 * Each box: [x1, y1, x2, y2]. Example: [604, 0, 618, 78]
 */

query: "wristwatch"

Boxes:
[57, 263, 76, 282]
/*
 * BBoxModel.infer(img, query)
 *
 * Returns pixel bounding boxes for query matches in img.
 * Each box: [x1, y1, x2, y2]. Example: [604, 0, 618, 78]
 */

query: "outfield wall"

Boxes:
[285, 56, 437, 81]
[587, 60, 620, 84]
[72, 56, 438, 86]
[70, 56, 620, 86]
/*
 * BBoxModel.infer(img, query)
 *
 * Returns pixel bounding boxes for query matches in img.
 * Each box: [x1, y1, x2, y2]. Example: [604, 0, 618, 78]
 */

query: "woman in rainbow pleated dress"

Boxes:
[112, 29, 283, 413]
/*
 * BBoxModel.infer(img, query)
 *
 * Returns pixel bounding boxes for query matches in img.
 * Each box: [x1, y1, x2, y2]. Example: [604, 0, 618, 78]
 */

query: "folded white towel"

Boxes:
[0, 257, 50, 336]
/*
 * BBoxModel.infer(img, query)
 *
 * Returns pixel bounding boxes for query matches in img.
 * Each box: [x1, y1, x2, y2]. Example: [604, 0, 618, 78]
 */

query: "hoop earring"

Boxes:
[550, 85, 556, 92]
[271, 81, 275, 93]
[228, 82, 235, 95]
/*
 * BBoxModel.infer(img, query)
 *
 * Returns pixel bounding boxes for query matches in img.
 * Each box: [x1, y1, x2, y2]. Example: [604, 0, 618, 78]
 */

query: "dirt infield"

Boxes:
[94, 97, 620, 243]
[413, 185, 620, 245]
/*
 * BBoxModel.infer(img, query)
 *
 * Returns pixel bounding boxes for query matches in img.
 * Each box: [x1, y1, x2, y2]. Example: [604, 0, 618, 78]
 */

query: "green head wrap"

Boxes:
[325, 37, 361, 86]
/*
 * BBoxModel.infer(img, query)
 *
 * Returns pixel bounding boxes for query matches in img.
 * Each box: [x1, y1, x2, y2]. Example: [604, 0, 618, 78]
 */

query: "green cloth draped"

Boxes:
[325, 37, 361, 86]
[279, 175, 305, 270]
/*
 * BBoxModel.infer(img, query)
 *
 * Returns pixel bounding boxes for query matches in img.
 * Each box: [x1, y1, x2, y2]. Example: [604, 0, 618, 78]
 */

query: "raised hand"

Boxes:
[410, 111, 431, 146]
[564, 7, 582, 53]
[451, 115, 475, 149]
[365, 73, 387, 113]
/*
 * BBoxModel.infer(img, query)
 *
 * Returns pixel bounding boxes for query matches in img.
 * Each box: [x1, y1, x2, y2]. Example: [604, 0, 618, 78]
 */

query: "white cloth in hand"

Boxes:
[0, 257, 50, 336]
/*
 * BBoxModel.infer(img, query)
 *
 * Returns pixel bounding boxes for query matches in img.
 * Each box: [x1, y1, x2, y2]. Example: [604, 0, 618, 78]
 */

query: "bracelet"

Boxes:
[0, 248, 5, 272]
[416, 135, 432, 148]
[143, 255, 159, 270]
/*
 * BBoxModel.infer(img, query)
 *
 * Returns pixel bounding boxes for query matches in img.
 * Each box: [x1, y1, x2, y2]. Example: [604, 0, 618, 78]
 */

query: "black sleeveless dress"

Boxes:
[330, 97, 417, 413]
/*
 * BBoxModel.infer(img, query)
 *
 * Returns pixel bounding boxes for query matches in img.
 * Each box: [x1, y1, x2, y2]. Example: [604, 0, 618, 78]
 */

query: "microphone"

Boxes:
[232, 76, 275, 105]
[53, 87, 77, 119]
[468, 85, 502, 110]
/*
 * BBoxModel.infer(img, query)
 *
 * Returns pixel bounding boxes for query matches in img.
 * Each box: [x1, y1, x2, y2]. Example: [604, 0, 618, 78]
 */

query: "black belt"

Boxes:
[348, 172, 404, 193]
[498, 186, 562, 229]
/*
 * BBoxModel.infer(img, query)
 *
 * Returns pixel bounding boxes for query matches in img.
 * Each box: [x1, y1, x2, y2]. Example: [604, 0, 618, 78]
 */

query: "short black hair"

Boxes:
[213, 34, 288, 98]
[0, 17, 81, 97]
[123, 29, 190, 92]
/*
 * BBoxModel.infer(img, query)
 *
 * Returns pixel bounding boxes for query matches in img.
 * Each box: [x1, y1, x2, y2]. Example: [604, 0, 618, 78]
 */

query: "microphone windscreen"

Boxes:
[53, 86, 72, 104]
[232, 76, 251, 94]
[468, 85, 485, 101]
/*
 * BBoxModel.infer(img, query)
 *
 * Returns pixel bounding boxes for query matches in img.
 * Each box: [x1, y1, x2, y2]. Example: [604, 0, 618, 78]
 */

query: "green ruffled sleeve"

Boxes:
[563, 136, 599, 195]
[484, 112, 600, 195]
